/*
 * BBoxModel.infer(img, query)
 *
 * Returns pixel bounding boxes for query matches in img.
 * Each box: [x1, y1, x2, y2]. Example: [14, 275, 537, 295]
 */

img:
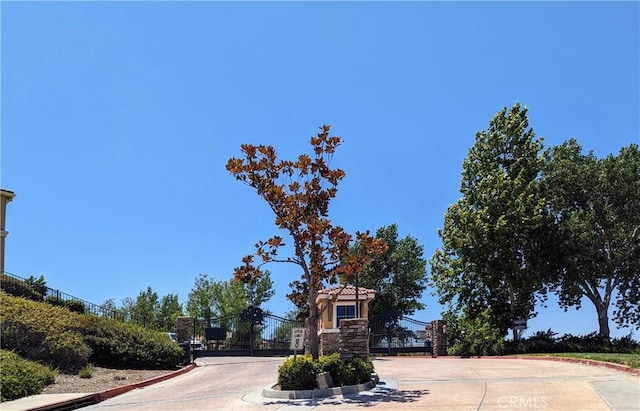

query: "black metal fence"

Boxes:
[369, 314, 433, 355]
[1, 271, 170, 330]
[2, 271, 435, 355]
[193, 309, 304, 357]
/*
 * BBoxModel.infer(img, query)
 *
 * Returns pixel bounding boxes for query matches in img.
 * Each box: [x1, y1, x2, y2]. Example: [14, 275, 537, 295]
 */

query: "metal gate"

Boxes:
[368, 313, 433, 355]
[192, 307, 304, 358]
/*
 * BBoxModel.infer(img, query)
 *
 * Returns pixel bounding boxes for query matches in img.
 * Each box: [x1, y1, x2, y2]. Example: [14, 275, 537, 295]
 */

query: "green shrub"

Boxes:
[78, 364, 93, 379]
[347, 357, 375, 385]
[503, 331, 640, 355]
[81, 315, 183, 369]
[44, 296, 87, 314]
[278, 355, 321, 390]
[0, 292, 91, 372]
[318, 353, 345, 383]
[278, 354, 375, 390]
[449, 336, 505, 356]
[610, 334, 640, 353]
[0, 292, 182, 372]
[0, 274, 44, 302]
[0, 350, 56, 402]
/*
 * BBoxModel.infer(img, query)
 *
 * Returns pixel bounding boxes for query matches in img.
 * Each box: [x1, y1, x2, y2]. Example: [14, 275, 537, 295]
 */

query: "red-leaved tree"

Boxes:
[226, 125, 388, 359]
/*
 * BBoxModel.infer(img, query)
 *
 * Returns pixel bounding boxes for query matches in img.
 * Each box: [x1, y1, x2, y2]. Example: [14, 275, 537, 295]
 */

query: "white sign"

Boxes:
[290, 328, 306, 351]
[513, 319, 527, 330]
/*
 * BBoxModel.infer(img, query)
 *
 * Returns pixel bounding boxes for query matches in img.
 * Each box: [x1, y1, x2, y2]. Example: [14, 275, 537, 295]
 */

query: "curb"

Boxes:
[262, 381, 375, 400]
[95, 363, 197, 402]
[508, 356, 640, 377]
[28, 363, 198, 411]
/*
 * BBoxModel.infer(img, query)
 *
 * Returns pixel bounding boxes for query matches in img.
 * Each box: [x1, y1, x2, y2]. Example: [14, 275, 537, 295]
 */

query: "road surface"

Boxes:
[81, 356, 639, 410]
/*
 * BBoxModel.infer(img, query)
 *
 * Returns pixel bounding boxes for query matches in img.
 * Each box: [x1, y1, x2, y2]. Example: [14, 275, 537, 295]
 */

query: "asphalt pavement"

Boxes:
[4, 356, 639, 411]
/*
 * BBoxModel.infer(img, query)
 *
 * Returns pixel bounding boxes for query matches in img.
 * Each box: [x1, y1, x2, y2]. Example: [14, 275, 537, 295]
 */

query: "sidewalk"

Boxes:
[1, 393, 96, 411]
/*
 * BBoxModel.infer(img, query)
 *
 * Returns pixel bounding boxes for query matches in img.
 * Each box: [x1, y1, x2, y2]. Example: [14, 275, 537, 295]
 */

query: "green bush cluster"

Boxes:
[1, 293, 91, 372]
[0, 350, 56, 402]
[45, 296, 87, 314]
[278, 353, 374, 390]
[448, 338, 506, 356]
[78, 364, 94, 379]
[82, 315, 183, 369]
[504, 330, 640, 355]
[1, 274, 88, 314]
[278, 355, 319, 390]
[0, 293, 184, 373]
[0, 274, 44, 302]
[318, 354, 374, 386]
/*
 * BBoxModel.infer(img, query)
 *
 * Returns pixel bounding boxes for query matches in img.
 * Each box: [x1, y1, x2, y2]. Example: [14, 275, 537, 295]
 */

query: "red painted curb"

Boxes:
[96, 363, 198, 402]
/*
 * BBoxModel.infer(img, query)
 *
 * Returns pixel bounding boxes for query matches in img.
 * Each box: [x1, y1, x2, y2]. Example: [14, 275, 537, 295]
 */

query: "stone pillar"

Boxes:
[339, 318, 369, 360]
[432, 320, 448, 356]
[319, 329, 340, 356]
[176, 316, 193, 343]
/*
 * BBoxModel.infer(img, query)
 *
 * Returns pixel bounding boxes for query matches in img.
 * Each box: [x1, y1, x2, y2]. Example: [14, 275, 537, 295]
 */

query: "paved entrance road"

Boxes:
[83, 357, 639, 410]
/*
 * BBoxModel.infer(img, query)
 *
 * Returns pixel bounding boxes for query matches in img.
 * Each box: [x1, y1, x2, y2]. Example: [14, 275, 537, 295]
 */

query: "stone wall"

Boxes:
[176, 316, 194, 344]
[432, 319, 448, 356]
[319, 329, 340, 356]
[339, 318, 369, 360]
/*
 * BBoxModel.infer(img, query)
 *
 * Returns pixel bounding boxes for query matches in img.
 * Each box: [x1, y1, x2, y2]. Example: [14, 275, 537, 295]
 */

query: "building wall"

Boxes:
[318, 297, 372, 330]
[0, 189, 16, 274]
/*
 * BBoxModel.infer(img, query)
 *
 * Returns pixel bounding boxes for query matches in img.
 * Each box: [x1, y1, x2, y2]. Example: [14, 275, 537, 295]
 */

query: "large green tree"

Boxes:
[116, 287, 183, 330]
[356, 224, 428, 319]
[186, 272, 275, 321]
[226, 125, 388, 359]
[442, 307, 506, 356]
[158, 293, 184, 331]
[186, 273, 216, 321]
[542, 140, 640, 337]
[430, 104, 549, 337]
[130, 286, 160, 328]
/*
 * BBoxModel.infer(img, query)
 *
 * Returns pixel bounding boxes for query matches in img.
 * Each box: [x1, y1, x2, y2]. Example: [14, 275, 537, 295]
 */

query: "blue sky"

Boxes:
[1, 1, 638, 338]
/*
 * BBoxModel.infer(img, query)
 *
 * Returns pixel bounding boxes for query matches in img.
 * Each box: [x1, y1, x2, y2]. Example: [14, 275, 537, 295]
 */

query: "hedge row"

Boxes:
[448, 329, 640, 357]
[0, 350, 56, 402]
[82, 315, 184, 369]
[0, 292, 183, 373]
[278, 353, 374, 390]
[505, 331, 640, 355]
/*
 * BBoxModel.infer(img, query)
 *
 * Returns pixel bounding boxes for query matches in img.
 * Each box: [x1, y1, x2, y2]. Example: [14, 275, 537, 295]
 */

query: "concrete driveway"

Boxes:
[78, 356, 638, 410]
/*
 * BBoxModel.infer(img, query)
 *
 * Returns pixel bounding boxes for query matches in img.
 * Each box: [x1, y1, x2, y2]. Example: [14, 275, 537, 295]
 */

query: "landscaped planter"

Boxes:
[262, 380, 376, 400]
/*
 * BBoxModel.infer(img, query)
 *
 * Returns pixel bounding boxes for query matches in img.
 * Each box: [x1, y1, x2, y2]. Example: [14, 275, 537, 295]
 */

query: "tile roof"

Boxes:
[317, 285, 375, 298]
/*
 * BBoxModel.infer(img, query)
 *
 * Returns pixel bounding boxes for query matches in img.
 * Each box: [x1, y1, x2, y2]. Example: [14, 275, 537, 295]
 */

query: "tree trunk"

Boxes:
[596, 302, 610, 339]
[308, 284, 319, 360]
